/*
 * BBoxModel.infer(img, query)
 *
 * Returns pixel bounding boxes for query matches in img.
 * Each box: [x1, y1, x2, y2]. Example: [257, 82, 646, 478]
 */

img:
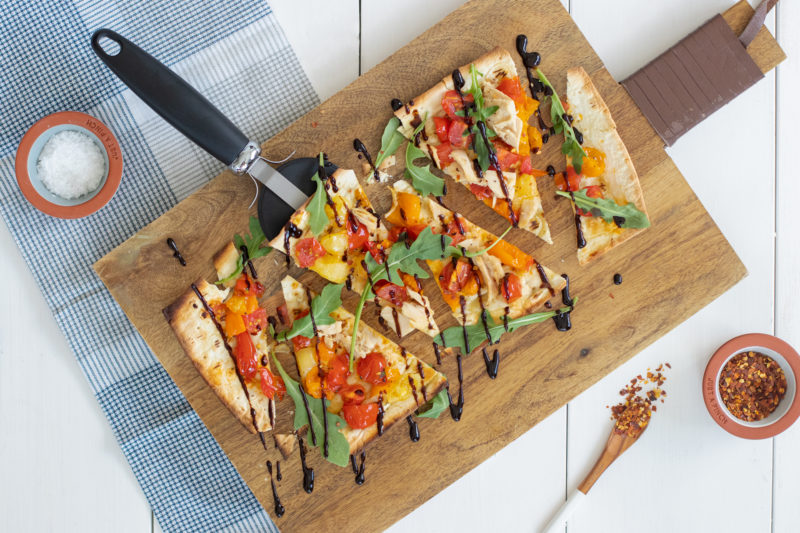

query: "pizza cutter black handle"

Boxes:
[91, 29, 249, 166]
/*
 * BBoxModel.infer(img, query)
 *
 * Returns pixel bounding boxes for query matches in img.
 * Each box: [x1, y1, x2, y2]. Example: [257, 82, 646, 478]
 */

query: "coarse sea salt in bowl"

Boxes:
[15, 111, 122, 218]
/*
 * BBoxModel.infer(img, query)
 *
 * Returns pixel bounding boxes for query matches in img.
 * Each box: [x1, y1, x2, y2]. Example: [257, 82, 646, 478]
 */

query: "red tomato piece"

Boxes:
[469, 183, 493, 201]
[433, 217, 466, 246]
[433, 116, 450, 143]
[324, 354, 350, 392]
[291, 334, 312, 351]
[493, 145, 519, 171]
[243, 308, 267, 335]
[554, 172, 567, 191]
[584, 185, 604, 198]
[367, 241, 386, 264]
[339, 383, 367, 405]
[519, 156, 534, 175]
[346, 214, 370, 251]
[439, 257, 474, 294]
[234, 332, 258, 380]
[436, 142, 454, 167]
[260, 368, 285, 400]
[295, 237, 326, 267]
[496, 77, 524, 105]
[403, 224, 428, 241]
[565, 166, 582, 192]
[441, 90, 474, 120]
[357, 352, 388, 385]
[342, 402, 379, 429]
[448, 118, 470, 149]
[234, 273, 265, 298]
[501, 273, 523, 303]
[373, 280, 408, 307]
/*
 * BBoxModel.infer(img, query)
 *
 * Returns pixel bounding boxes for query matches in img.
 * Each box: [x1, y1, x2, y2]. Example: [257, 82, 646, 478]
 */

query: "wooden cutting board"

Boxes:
[94, 1, 783, 531]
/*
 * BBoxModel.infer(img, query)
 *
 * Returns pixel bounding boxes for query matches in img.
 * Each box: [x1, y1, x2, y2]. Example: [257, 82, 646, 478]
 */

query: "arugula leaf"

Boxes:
[365, 227, 452, 297]
[463, 64, 500, 172]
[434, 300, 578, 354]
[535, 68, 587, 173]
[367, 117, 405, 182]
[308, 153, 329, 236]
[271, 354, 350, 467]
[556, 189, 650, 229]
[215, 215, 272, 284]
[275, 283, 344, 341]
[416, 389, 449, 419]
[405, 114, 445, 197]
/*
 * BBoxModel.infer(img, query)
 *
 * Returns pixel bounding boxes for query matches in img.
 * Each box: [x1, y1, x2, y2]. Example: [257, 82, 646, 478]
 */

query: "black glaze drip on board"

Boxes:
[406, 415, 420, 442]
[482, 347, 500, 379]
[266, 460, 285, 518]
[276, 460, 282, 482]
[552, 274, 575, 331]
[298, 435, 315, 494]
[447, 353, 465, 421]
[190, 284, 262, 440]
[166, 238, 186, 266]
[613, 273, 623, 285]
[353, 138, 380, 180]
[390, 98, 404, 111]
[350, 450, 366, 485]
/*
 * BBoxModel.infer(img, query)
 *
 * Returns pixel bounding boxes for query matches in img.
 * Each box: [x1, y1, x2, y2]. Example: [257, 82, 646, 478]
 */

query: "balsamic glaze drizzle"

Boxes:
[298, 435, 315, 494]
[166, 238, 186, 266]
[354, 138, 380, 180]
[552, 274, 575, 331]
[377, 393, 385, 436]
[482, 347, 500, 379]
[569, 192, 587, 249]
[240, 244, 257, 279]
[283, 222, 303, 267]
[266, 460, 284, 518]
[407, 415, 420, 442]
[447, 353, 465, 421]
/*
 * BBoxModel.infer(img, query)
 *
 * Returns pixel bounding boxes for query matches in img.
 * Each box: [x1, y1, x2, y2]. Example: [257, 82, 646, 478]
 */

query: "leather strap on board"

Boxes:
[622, 2, 776, 147]
[740, 0, 778, 47]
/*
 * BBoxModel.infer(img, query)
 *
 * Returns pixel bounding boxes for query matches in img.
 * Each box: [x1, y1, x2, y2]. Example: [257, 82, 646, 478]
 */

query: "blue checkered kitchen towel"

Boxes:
[0, 1, 319, 531]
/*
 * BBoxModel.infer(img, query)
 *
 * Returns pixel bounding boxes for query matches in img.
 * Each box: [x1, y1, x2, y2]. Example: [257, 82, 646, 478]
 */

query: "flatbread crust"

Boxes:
[164, 279, 274, 434]
[390, 180, 564, 325]
[393, 47, 552, 244]
[281, 276, 447, 453]
[566, 66, 649, 264]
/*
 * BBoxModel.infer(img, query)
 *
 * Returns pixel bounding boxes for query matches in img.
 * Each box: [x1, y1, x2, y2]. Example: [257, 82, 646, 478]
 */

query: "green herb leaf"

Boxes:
[416, 389, 449, 419]
[463, 64, 500, 172]
[365, 227, 452, 297]
[405, 114, 445, 197]
[276, 283, 344, 341]
[535, 68, 587, 173]
[308, 153, 329, 236]
[444, 226, 513, 258]
[556, 189, 650, 229]
[215, 215, 272, 284]
[434, 300, 577, 354]
[271, 354, 350, 467]
[368, 117, 405, 181]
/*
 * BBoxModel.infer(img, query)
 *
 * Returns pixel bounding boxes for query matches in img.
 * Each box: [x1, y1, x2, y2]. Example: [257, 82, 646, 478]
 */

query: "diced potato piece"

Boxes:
[327, 394, 343, 414]
[319, 231, 347, 256]
[295, 347, 317, 378]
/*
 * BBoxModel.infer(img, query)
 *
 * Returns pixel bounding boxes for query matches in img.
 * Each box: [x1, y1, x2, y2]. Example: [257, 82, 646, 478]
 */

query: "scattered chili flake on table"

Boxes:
[718, 351, 786, 422]
[609, 364, 668, 437]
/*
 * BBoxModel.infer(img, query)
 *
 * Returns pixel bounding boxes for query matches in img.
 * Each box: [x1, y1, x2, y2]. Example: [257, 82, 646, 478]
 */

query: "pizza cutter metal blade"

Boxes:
[91, 28, 312, 239]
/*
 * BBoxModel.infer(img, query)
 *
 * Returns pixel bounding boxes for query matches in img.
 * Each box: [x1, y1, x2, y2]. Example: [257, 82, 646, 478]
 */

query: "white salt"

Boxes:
[36, 130, 106, 199]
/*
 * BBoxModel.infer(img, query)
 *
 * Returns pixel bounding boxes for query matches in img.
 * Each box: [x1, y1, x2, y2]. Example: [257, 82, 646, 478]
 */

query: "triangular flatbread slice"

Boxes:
[564, 67, 649, 264]
[164, 253, 278, 434]
[270, 168, 439, 338]
[394, 47, 552, 244]
[387, 180, 565, 328]
[280, 276, 447, 453]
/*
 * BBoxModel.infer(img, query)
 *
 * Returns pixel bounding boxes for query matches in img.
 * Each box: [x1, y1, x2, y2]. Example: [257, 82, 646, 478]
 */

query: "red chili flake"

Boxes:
[609, 364, 669, 437]
[718, 351, 786, 422]
[609, 292, 615, 299]
[311, 121, 319, 128]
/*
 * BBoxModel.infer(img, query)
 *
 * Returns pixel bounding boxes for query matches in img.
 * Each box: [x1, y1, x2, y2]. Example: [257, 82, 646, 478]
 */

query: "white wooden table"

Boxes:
[1, 1, 797, 531]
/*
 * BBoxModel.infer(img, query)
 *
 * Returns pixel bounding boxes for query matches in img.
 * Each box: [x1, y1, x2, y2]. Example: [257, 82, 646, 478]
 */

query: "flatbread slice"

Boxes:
[394, 47, 552, 243]
[387, 180, 565, 327]
[565, 66, 649, 264]
[270, 167, 439, 338]
[281, 275, 447, 453]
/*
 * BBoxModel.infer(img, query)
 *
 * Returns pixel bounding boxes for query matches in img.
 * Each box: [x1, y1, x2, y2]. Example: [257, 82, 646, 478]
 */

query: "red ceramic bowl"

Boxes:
[703, 333, 800, 439]
[15, 111, 122, 218]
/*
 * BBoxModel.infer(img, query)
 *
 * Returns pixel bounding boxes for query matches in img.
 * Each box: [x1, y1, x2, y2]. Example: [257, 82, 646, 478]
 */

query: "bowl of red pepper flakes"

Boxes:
[703, 333, 800, 439]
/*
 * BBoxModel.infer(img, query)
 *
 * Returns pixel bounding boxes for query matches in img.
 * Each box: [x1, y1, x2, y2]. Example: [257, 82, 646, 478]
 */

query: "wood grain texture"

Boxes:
[93, 0, 781, 531]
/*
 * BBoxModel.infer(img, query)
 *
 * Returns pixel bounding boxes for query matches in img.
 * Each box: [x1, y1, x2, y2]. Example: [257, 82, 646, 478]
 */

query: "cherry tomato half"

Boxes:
[346, 214, 370, 251]
[501, 272, 522, 303]
[373, 280, 408, 307]
[295, 237, 326, 267]
[357, 352, 388, 385]
[260, 368, 286, 400]
[433, 116, 450, 143]
[342, 402, 379, 429]
[324, 354, 350, 392]
[234, 332, 258, 380]
[339, 383, 367, 405]
[243, 308, 267, 335]
[441, 90, 474, 120]
[448, 118, 471, 149]
[436, 142, 454, 167]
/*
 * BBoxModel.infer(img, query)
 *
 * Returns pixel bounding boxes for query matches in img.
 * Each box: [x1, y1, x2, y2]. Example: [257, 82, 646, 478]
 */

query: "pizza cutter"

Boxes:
[91, 29, 322, 239]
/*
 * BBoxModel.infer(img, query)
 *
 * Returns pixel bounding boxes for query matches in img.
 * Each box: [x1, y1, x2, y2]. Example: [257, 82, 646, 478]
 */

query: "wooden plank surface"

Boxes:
[93, 1, 781, 531]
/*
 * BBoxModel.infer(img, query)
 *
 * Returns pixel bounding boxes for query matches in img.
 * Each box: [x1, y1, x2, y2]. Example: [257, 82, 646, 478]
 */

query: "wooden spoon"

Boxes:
[541, 423, 646, 533]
